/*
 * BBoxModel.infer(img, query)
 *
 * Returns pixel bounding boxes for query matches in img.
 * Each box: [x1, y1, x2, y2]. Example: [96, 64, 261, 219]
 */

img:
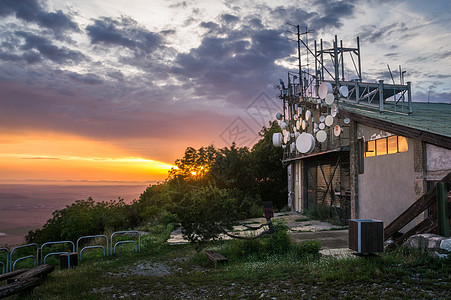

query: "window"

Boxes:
[365, 140, 375, 157]
[376, 138, 387, 155]
[364, 135, 408, 157]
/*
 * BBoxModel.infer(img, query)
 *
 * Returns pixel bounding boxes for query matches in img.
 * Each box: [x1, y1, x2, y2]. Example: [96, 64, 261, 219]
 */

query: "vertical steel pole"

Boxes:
[437, 182, 449, 237]
[407, 81, 412, 115]
[357, 36, 362, 80]
[379, 80, 384, 114]
[340, 40, 344, 80]
[321, 39, 324, 81]
[297, 25, 302, 97]
[315, 40, 318, 96]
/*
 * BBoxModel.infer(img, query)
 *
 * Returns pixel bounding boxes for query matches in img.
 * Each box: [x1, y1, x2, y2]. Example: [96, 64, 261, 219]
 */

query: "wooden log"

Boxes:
[0, 277, 42, 299]
[0, 269, 30, 282]
[7, 264, 55, 284]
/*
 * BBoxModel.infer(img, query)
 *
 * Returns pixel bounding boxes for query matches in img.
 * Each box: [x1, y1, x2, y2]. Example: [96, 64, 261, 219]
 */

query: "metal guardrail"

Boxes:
[0, 248, 9, 274]
[40, 241, 75, 267]
[10, 243, 38, 271]
[77, 235, 108, 262]
[1, 231, 142, 273]
[111, 231, 141, 255]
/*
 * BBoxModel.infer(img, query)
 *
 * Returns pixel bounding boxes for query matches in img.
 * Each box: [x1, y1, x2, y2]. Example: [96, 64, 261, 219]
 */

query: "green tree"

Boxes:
[250, 120, 287, 210]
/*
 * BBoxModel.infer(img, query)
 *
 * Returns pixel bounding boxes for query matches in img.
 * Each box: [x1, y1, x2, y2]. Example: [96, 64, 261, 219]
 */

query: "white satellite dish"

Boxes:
[339, 85, 349, 98]
[319, 115, 325, 123]
[293, 114, 298, 121]
[314, 122, 319, 130]
[325, 115, 334, 127]
[301, 119, 308, 130]
[296, 133, 315, 154]
[334, 125, 342, 137]
[319, 122, 325, 130]
[331, 104, 338, 117]
[316, 130, 327, 143]
[276, 112, 283, 120]
[296, 120, 301, 130]
[272, 133, 282, 147]
[318, 82, 333, 99]
[280, 121, 288, 130]
[344, 117, 351, 124]
[325, 93, 334, 105]
[305, 110, 311, 121]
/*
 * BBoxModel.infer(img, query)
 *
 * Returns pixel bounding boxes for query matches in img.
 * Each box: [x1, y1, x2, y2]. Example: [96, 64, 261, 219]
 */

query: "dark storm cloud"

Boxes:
[86, 16, 164, 55]
[173, 20, 288, 104]
[15, 31, 85, 64]
[0, 0, 79, 35]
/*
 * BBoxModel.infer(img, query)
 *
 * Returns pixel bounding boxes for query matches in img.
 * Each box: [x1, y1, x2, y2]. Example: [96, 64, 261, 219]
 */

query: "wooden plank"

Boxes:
[384, 172, 451, 240]
[0, 277, 42, 299]
[0, 269, 29, 282]
[205, 250, 228, 262]
[394, 217, 438, 246]
[7, 264, 55, 284]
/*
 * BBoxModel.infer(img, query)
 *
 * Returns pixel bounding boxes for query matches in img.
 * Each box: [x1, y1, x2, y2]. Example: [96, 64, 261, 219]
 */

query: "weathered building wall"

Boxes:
[426, 144, 451, 180]
[357, 124, 416, 227]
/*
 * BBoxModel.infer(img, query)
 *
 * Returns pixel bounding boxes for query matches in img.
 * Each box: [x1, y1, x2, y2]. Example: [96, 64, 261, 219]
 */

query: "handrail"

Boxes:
[384, 171, 451, 243]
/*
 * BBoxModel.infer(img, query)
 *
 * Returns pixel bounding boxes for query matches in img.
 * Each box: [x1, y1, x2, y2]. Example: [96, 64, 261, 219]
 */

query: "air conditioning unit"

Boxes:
[349, 219, 384, 254]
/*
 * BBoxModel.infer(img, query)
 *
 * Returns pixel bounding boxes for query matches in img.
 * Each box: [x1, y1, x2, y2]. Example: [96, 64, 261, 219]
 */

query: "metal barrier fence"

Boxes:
[0, 248, 9, 274]
[76, 235, 108, 262]
[10, 243, 38, 271]
[0, 231, 141, 274]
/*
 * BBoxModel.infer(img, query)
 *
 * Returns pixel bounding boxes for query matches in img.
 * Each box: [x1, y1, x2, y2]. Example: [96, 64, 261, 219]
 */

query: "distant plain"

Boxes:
[0, 183, 149, 247]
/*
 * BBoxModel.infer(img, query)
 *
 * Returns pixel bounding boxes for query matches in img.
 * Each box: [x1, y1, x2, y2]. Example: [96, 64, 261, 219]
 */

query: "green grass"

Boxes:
[2, 223, 450, 299]
[4, 239, 449, 299]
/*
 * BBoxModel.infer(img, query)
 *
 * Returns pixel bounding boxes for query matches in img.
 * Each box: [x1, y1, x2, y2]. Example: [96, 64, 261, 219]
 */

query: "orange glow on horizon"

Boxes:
[0, 132, 175, 183]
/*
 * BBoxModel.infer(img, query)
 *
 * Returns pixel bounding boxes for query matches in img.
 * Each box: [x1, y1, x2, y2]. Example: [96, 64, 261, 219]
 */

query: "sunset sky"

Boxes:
[1, 0, 450, 184]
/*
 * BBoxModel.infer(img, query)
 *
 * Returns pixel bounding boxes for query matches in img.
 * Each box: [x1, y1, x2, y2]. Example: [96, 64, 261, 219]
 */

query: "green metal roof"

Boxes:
[340, 102, 451, 138]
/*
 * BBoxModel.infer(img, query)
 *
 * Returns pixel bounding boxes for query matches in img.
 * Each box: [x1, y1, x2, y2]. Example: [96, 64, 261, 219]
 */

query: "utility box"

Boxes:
[349, 219, 384, 254]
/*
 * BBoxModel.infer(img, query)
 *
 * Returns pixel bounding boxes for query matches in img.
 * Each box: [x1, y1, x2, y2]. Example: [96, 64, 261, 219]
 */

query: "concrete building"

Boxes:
[275, 36, 451, 230]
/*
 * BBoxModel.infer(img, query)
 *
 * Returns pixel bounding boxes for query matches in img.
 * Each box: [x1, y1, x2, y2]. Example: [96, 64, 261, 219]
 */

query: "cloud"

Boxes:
[0, 0, 79, 36]
[15, 31, 85, 64]
[86, 16, 164, 55]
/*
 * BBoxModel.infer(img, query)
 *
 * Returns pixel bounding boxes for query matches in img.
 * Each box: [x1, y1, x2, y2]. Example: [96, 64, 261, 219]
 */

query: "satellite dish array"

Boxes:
[273, 82, 349, 155]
